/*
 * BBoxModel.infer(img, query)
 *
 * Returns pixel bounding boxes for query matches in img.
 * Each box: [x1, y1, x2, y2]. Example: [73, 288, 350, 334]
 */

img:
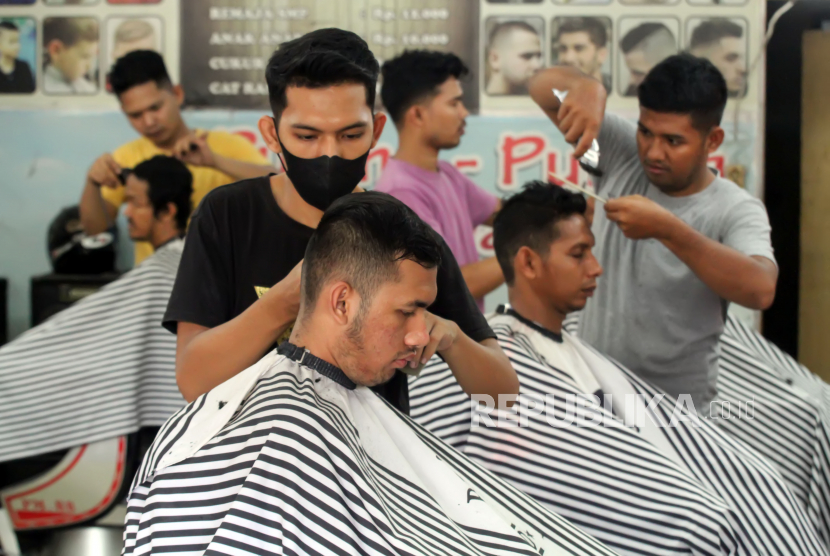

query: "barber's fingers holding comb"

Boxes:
[87, 153, 122, 189]
[173, 131, 215, 168]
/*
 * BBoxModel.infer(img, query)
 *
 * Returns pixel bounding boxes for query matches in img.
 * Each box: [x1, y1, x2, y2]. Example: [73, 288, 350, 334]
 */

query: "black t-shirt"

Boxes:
[0, 60, 35, 94]
[164, 176, 495, 413]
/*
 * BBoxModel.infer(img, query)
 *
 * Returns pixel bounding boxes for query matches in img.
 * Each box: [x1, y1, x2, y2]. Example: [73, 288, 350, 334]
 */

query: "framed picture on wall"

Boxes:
[618, 17, 680, 97]
[42, 17, 100, 95]
[483, 16, 544, 96]
[687, 17, 748, 98]
[551, 16, 612, 95]
[0, 17, 36, 94]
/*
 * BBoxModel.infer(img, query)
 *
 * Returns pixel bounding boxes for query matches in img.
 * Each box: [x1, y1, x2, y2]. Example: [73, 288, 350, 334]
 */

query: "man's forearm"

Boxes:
[461, 257, 505, 299]
[213, 154, 278, 181]
[79, 180, 114, 235]
[529, 66, 597, 122]
[176, 297, 294, 402]
[441, 335, 519, 406]
[661, 220, 778, 310]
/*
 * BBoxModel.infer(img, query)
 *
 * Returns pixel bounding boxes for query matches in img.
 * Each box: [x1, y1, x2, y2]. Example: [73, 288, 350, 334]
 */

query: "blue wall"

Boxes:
[0, 109, 756, 340]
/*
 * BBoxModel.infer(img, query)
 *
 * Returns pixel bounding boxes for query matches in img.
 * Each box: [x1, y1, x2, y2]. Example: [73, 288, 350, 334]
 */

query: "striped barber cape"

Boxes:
[0, 239, 185, 463]
[123, 344, 619, 556]
[410, 311, 827, 556]
[714, 315, 830, 547]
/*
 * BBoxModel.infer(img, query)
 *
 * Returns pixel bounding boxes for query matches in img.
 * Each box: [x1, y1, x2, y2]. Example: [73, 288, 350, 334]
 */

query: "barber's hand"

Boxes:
[604, 195, 677, 240]
[264, 259, 303, 322]
[87, 153, 122, 189]
[557, 78, 606, 159]
[173, 131, 216, 168]
[410, 311, 459, 370]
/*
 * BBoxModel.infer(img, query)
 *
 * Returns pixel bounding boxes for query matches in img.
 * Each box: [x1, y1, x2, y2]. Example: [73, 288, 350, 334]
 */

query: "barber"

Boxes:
[529, 55, 777, 411]
[164, 29, 518, 411]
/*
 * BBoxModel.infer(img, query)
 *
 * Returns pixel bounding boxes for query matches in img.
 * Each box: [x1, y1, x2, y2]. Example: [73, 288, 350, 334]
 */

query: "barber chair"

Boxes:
[0, 429, 158, 556]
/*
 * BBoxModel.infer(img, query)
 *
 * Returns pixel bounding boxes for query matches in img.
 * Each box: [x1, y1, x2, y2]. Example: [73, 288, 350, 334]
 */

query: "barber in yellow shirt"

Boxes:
[80, 50, 277, 264]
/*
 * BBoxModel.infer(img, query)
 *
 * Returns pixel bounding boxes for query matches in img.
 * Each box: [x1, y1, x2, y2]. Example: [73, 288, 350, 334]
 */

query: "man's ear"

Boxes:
[156, 201, 177, 226]
[488, 49, 500, 72]
[515, 246, 542, 282]
[328, 281, 359, 326]
[370, 111, 387, 149]
[707, 126, 725, 154]
[171, 84, 185, 107]
[47, 40, 64, 59]
[258, 115, 282, 155]
[597, 46, 609, 66]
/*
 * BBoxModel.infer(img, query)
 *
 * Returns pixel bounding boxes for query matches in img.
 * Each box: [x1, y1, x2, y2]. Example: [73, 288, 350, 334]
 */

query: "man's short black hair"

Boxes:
[690, 19, 743, 50]
[494, 181, 587, 286]
[109, 50, 172, 97]
[638, 53, 727, 131]
[132, 155, 193, 232]
[0, 21, 19, 33]
[381, 50, 469, 126]
[302, 191, 443, 311]
[621, 22, 671, 54]
[556, 17, 608, 49]
[265, 28, 379, 124]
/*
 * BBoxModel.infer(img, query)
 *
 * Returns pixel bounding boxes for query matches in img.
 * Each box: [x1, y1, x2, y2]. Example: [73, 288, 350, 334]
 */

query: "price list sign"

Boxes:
[180, 0, 479, 110]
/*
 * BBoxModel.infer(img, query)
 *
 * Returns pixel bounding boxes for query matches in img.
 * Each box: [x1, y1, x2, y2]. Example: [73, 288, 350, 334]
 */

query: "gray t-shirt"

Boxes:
[578, 114, 776, 411]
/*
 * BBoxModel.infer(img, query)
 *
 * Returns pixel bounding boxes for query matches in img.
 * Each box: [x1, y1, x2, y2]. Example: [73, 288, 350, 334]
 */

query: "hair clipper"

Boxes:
[553, 88, 603, 177]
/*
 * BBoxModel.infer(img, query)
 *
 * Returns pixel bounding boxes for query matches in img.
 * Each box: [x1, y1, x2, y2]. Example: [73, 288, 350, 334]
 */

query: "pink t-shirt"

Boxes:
[375, 159, 499, 309]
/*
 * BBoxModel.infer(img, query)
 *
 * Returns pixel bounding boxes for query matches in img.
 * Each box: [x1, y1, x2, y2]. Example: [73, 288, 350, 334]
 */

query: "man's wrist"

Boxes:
[259, 286, 298, 334]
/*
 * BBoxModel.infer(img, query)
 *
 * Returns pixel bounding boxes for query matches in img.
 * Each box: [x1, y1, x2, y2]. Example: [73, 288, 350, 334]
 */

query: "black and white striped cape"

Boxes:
[714, 315, 830, 547]
[410, 312, 827, 556]
[563, 312, 830, 547]
[123, 348, 619, 556]
[0, 240, 184, 463]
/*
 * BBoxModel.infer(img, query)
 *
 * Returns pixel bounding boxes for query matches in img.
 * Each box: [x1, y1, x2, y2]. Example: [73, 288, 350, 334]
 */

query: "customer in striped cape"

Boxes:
[122, 192, 617, 556]
[0, 155, 192, 466]
[410, 182, 826, 556]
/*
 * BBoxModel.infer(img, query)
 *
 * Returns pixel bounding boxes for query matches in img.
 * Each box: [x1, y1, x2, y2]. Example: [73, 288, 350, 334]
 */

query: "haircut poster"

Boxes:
[180, 0, 481, 110]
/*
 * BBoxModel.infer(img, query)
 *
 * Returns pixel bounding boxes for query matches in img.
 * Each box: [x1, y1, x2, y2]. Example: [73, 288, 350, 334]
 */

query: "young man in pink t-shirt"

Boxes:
[376, 51, 503, 310]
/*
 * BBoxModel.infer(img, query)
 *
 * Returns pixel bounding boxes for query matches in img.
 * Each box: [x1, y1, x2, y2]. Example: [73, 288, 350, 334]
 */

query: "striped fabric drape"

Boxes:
[411, 313, 828, 556]
[123, 351, 619, 556]
[0, 240, 185, 464]
[714, 315, 830, 547]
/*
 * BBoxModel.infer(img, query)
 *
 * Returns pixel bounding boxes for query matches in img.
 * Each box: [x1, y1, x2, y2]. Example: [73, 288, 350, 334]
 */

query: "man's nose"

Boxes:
[404, 319, 430, 349]
[589, 253, 603, 278]
[646, 140, 665, 161]
[318, 135, 339, 158]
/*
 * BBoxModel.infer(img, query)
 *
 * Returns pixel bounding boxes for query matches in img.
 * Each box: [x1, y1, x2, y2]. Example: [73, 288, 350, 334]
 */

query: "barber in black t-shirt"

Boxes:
[164, 28, 518, 412]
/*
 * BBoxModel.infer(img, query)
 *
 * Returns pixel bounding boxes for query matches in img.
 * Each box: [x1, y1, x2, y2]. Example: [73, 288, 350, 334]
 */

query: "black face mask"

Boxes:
[275, 122, 370, 211]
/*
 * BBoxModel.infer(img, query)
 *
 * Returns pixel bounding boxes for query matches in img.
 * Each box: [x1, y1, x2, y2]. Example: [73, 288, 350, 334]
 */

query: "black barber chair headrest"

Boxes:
[47, 206, 116, 275]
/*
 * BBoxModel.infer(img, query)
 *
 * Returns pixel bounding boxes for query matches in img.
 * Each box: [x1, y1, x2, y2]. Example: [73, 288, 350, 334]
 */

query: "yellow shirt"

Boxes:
[103, 130, 270, 264]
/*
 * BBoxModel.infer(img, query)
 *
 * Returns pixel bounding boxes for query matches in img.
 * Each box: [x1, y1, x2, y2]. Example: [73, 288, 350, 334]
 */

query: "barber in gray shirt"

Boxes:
[528, 54, 778, 412]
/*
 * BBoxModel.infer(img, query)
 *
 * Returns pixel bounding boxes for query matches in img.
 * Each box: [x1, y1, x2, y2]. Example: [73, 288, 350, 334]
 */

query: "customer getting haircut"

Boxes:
[637, 53, 728, 132]
[265, 28, 379, 124]
[109, 49, 172, 97]
[380, 50, 469, 126]
[493, 181, 587, 286]
[131, 155, 193, 232]
[301, 192, 443, 311]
